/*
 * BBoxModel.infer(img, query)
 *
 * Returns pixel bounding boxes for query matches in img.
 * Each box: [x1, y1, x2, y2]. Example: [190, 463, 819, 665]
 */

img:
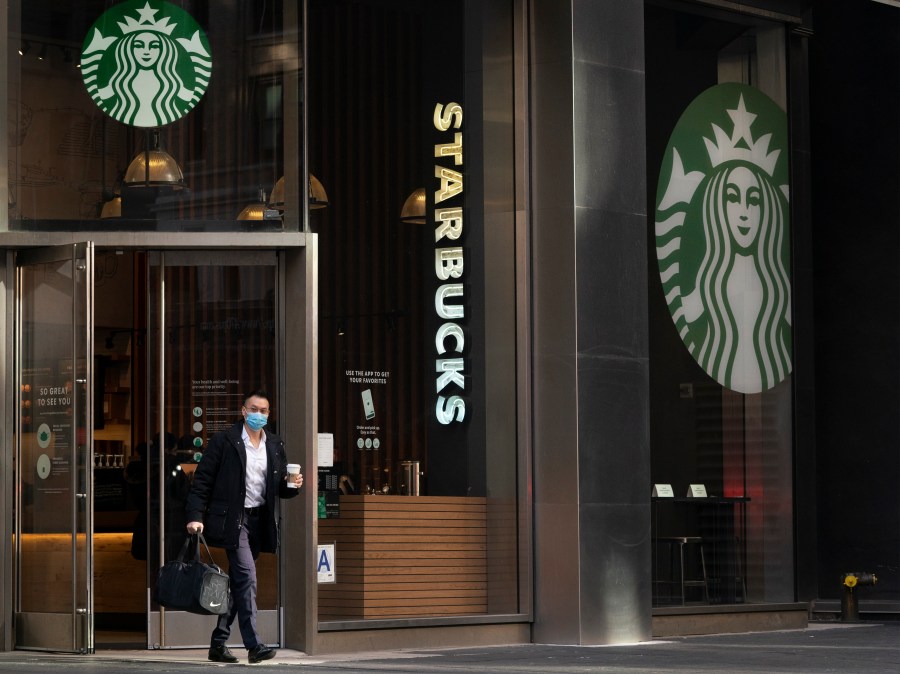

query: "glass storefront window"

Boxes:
[309, 0, 521, 621]
[646, 3, 794, 606]
[6, 0, 301, 231]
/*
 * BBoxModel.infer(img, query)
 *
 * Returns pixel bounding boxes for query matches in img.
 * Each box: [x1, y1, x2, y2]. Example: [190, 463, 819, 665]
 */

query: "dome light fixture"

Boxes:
[400, 187, 426, 224]
[237, 188, 272, 221]
[308, 174, 329, 209]
[123, 131, 185, 189]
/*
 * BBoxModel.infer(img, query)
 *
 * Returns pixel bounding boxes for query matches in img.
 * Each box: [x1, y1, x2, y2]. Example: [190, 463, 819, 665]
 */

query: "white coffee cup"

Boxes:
[287, 463, 301, 488]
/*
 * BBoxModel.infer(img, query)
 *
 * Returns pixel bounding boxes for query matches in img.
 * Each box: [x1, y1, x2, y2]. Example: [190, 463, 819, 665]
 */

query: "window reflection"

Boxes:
[310, 0, 520, 620]
[9, 0, 299, 230]
[647, 4, 795, 607]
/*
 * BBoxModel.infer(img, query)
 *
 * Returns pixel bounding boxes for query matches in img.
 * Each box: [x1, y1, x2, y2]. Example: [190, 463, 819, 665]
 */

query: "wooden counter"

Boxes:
[317, 495, 487, 620]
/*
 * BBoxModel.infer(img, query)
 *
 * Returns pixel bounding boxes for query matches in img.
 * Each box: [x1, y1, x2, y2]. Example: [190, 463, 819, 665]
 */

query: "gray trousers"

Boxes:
[211, 511, 262, 648]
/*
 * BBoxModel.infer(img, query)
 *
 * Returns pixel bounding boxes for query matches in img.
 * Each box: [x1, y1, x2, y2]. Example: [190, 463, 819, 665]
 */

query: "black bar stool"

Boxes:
[655, 536, 710, 604]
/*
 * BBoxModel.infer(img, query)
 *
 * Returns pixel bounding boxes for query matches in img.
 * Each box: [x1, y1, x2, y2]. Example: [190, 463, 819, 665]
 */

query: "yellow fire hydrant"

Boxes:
[841, 572, 877, 622]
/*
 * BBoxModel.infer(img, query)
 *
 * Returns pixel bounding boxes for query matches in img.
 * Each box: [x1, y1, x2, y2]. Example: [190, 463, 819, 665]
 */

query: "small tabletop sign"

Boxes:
[686, 484, 708, 498]
[652, 484, 674, 498]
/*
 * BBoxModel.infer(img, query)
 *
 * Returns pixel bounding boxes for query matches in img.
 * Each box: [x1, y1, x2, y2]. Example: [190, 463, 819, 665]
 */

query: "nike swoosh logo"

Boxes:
[209, 602, 222, 607]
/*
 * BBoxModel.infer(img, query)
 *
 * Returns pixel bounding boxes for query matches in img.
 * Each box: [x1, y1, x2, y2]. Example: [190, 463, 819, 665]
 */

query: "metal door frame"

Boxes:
[147, 249, 282, 649]
[14, 243, 94, 653]
[3, 240, 313, 653]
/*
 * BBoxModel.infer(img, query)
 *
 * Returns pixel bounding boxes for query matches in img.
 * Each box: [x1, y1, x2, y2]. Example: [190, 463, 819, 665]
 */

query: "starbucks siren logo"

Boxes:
[655, 83, 791, 394]
[81, 0, 211, 127]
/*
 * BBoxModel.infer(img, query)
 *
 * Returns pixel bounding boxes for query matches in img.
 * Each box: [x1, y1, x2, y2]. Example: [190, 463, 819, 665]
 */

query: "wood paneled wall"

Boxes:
[318, 496, 487, 619]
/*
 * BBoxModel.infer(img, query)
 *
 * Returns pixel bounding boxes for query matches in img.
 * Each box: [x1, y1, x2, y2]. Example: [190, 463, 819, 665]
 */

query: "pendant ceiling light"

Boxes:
[237, 188, 269, 221]
[400, 187, 426, 224]
[100, 195, 122, 219]
[267, 174, 330, 212]
[308, 174, 329, 209]
[123, 131, 184, 189]
[268, 176, 285, 212]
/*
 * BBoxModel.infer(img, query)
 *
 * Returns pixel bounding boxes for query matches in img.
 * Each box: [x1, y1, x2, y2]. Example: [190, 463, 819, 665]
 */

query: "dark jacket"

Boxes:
[185, 421, 299, 553]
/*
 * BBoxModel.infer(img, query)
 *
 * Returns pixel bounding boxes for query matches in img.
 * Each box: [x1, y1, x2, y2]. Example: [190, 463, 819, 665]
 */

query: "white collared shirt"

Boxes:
[242, 425, 268, 508]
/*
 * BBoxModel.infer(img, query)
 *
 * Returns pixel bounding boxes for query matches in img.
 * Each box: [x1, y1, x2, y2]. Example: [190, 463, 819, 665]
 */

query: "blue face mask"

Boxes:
[245, 412, 268, 431]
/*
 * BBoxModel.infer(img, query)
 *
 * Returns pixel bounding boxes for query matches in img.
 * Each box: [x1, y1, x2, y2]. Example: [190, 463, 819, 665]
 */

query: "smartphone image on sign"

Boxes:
[361, 388, 375, 420]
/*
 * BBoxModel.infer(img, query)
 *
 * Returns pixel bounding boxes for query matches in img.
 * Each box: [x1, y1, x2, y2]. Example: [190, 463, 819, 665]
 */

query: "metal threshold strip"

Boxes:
[318, 613, 531, 632]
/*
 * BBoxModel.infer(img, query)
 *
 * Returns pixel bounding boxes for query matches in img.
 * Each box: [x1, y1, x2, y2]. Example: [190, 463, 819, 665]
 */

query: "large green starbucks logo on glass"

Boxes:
[655, 83, 791, 394]
[81, 0, 211, 127]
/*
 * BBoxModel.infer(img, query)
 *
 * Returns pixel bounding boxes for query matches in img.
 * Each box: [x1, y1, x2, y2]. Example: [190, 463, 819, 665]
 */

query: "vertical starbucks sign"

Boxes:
[655, 83, 791, 394]
[81, 0, 211, 127]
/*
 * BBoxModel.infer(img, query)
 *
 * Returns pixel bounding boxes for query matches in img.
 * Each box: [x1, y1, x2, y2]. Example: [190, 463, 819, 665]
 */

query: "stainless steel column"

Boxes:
[531, 0, 652, 645]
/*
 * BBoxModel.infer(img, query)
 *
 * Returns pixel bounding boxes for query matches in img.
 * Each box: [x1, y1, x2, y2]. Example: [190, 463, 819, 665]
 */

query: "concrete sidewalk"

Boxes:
[1, 622, 898, 673]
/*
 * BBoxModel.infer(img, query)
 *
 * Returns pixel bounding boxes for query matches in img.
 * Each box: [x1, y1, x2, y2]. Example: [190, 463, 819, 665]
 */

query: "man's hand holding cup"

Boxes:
[287, 463, 303, 489]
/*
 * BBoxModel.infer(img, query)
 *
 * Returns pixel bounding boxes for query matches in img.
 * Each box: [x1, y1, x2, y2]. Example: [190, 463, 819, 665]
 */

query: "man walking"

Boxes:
[186, 389, 303, 664]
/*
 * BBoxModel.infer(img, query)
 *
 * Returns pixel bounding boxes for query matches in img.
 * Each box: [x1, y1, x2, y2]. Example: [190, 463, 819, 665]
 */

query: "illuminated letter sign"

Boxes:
[433, 102, 466, 424]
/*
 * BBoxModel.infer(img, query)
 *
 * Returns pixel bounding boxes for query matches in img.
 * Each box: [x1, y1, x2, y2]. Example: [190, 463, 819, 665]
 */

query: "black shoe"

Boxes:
[248, 644, 276, 663]
[208, 643, 239, 663]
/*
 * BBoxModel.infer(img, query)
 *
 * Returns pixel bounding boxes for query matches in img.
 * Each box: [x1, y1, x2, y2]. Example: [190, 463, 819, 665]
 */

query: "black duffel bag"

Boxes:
[155, 533, 230, 615]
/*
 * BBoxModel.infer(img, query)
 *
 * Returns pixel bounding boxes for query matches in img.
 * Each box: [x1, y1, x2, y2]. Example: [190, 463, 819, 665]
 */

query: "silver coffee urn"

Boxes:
[398, 460, 422, 496]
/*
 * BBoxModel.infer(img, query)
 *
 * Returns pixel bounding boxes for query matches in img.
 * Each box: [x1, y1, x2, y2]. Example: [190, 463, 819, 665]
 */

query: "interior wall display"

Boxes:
[344, 368, 391, 491]
[345, 368, 389, 449]
[654, 83, 791, 394]
[22, 366, 75, 531]
[81, 0, 212, 127]
[190, 378, 242, 447]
